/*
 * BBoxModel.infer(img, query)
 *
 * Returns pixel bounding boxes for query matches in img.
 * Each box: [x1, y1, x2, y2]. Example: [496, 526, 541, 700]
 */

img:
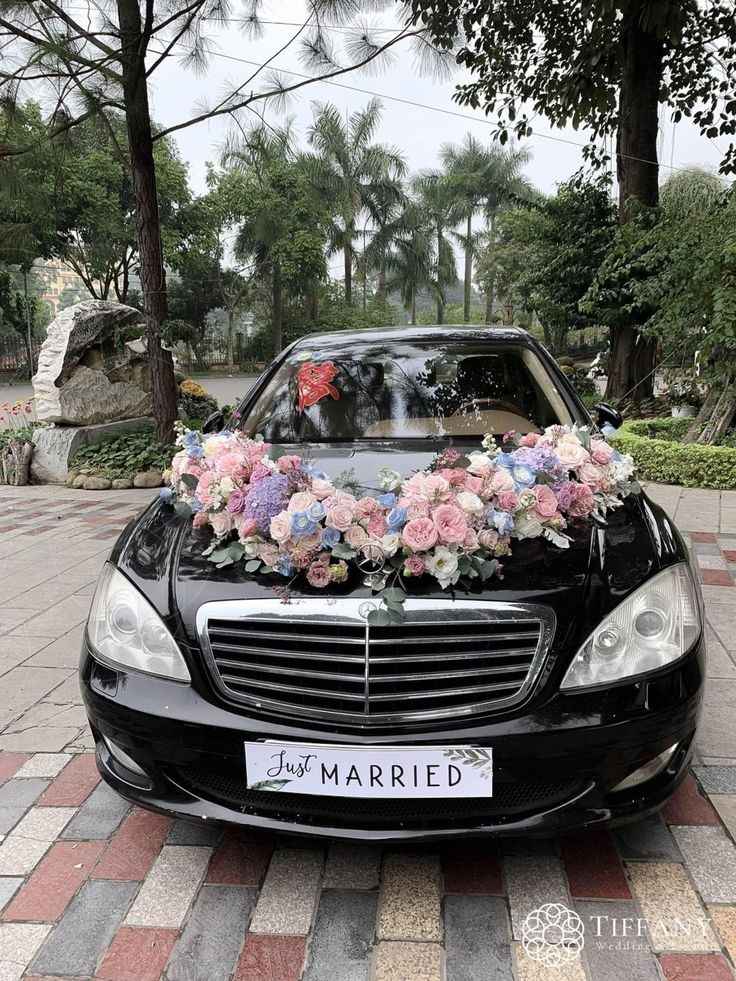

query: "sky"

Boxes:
[146, 0, 731, 215]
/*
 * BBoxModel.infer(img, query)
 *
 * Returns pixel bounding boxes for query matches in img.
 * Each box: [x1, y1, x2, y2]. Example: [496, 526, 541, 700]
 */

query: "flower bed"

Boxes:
[68, 430, 176, 487]
[167, 425, 638, 621]
[612, 423, 736, 489]
[0, 400, 36, 485]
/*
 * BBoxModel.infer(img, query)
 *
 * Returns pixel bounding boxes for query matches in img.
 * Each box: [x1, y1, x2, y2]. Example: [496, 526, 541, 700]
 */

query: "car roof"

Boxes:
[291, 325, 535, 350]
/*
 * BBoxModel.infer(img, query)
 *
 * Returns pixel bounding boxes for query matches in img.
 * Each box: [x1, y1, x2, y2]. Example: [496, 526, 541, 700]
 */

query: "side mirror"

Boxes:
[594, 402, 623, 432]
[202, 409, 225, 434]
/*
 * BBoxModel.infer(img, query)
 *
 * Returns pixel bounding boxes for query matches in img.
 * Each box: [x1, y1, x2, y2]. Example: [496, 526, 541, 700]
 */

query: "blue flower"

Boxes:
[307, 500, 326, 522]
[159, 487, 173, 502]
[290, 511, 318, 538]
[494, 451, 515, 469]
[378, 492, 397, 508]
[511, 464, 536, 490]
[304, 465, 329, 480]
[321, 526, 341, 547]
[493, 511, 514, 536]
[274, 554, 294, 577]
[387, 506, 408, 531]
[190, 499, 203, 513]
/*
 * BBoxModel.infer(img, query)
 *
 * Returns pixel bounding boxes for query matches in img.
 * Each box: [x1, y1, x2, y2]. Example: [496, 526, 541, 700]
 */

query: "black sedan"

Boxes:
[80, 326, 704, 841]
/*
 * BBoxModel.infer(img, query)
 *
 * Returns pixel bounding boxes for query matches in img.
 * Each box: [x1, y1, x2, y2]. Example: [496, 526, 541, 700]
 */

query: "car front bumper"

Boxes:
[80, 637, 704, 843]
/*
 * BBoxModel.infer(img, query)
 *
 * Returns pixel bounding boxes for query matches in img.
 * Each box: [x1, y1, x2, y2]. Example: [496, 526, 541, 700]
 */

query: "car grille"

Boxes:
[172, 763, 585, 830]
[198, 598, 555, 728]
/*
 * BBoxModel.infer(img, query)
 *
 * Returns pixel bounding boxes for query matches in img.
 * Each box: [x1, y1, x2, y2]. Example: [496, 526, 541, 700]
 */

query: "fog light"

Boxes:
[611, 742, 680, 792]
[103, 736, 148, 778]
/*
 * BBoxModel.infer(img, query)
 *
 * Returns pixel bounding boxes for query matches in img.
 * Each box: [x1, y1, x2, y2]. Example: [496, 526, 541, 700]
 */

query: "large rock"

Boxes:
[33, 300, 145, 424]
[30, 418, 153, 484]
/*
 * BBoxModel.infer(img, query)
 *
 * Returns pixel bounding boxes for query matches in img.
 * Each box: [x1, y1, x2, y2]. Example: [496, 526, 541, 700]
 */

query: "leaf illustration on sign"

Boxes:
[443, 748, 493, 781]
[249, 778, 292, 792]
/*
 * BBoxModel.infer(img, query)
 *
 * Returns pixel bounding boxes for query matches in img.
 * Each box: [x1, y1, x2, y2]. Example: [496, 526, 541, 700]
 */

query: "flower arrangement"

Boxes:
[165, 424, 639, 622]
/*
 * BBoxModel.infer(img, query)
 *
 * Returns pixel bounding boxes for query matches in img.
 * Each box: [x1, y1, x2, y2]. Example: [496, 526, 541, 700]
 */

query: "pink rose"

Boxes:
[432, 504, 468, 545]
[403, 555, 426, 576]
[425, 473, 451, 501]
[398, 494, 431, 520]
[326, 504, 354, 532]
[367, 513, 388, 538]
[311, 477, 335, 500]
[489, 468, 515, 495]
[520, 432, 540, 447]
[591, 440, 614, 465]
[533, 484, 558, 519]
[478, 529, 499, 549]
[210, 511, 234, 537]
[354, 496, 380, 521]
[579, 462, 605, 490]
[439, 467, 468, 487]
[306, 560, 331, 588]
[258, 543, 279, 566]
[345, 523, 369, 549]
[215, 452, 247, 477]
[269, 511, 292, 543]
[276, 454, 302, 473]
[235, 516, 258, 540]
[249, 462, 272, 483]
[287, 491, 316, 513]
[556, 437, 590, 470]
[401, 516, 438, 552]
[463, 528, 479, 550]
[465, 474, 483, 495]
[568, 484, 595, 517]
[497, 490, 519, 512]
[193, 511, 209, 529]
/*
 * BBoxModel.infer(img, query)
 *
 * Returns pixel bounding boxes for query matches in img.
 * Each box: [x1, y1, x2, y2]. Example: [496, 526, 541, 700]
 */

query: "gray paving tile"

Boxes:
[250, 848, 324, 936]
[504, 852, 569, 940]
[125, 845, 212, 928]
[445, 894, 513, 981]
[30, 879, 137, 976]
[0, 667, 72, 726]
[0, 877, 22, 912]
[672, 825, 736, 902]
[576, 901, 660, 981]
[60, 780, 130, 839]
[711, 795, 736, 839]
[694, 765, 736, 794]
[614, 814, 683, 861]
[23, 626, 84, 669]
[324, 843, 381, 890]
[698, 679, 736, 759]
[303, 889, 377, 981]
[165, 818, 224, 847]
[0, 779, 49, 835]
[166, 884, 255, 981]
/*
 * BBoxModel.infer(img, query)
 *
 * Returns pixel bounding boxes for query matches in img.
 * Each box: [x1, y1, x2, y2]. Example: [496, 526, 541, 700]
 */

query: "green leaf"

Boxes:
[209, 547, 231, 563]
[244, 559, 262, 573]
[228, 542, 245, 561]
[330, 541, 356, 559]
[366, 608, 392, 626]
[382, 587, 406, 605]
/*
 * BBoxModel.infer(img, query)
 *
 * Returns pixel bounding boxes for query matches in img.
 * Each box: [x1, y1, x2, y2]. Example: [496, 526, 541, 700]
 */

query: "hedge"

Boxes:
[625, 417, 694, 441]
[612, 426, 736, 490]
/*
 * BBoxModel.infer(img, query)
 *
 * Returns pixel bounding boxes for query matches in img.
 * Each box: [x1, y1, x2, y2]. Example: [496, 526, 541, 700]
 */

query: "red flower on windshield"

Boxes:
[297, 361, 340, 413]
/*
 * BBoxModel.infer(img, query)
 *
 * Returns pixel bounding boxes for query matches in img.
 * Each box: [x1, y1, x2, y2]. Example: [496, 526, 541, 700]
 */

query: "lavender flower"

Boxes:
[243, 474, 290, 534]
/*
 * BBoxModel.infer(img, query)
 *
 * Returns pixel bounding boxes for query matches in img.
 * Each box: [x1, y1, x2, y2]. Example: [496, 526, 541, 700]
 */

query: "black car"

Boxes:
[80, 326, 704, 841]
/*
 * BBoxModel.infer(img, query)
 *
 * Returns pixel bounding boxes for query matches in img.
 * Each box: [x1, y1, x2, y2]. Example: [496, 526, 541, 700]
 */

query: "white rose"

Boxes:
[210, 511, 234, 537]
[556, 436, 590, 470]
[513, 512, 544, 540]
[425, 546, 460, 589]
[380, 533, 402, 557]
[219, 476, 234, 496]
[466, 451, 494, 475]
[456, 491, 484, 514]
[611, 455, 635, 481]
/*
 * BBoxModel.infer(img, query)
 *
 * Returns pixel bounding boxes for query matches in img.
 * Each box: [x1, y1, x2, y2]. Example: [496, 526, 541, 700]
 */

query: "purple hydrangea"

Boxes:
[243, 474, 290, 534]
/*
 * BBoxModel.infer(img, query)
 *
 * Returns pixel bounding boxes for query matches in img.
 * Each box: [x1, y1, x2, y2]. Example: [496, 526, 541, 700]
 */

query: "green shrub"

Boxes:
[0, 426, 34, 450]
[70, 430, 176, 479]
[612, 428, 736, 489]
[625, 417, 694, 441]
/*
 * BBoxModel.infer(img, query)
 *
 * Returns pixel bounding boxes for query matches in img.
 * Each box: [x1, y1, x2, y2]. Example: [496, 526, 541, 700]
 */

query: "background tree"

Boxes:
[404, 0, 736, 399]
[413, 171, 460, 324]
[385, 199, 435, 324]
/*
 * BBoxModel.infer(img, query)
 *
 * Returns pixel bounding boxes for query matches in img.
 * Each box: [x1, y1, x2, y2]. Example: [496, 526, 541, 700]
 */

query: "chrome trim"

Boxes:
[196, 597, 556, 728]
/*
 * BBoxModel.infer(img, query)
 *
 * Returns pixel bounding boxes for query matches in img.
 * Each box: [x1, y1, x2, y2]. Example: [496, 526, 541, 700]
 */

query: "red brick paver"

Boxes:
[38, 753, 100, 807]
[659, 953, 735, 981]
[662, 774, 721, 826]
[207, 831, 273, 886]
[442, 844, 504, 894]
[690, 532, 718, 543]
[0, 752, 30, 784]
[234, 934, 307, 981]
[560, 829, 631, 899]
[92, 807, 171, 880]
[96, 926, 179, 981]
[700, 569, 734, 586]
[2, 840, 105, 922]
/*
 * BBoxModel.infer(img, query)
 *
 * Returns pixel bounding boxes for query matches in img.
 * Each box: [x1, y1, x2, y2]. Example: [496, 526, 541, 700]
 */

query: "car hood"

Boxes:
[115, 441, 681, 659]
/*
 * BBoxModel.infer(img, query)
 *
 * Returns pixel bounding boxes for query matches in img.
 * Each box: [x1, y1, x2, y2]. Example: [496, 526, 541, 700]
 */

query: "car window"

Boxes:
[241, 341, 574, 442]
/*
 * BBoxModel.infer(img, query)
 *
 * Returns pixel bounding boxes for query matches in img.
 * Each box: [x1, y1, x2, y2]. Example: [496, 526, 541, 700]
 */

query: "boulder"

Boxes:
[31, 418, 153, 484]
[72, 474, 87, 488]
[49, 365, 152, 426]
[111, 477, 134, 489]
[133, 470, 163, 488]
[83, 476, 112, 490]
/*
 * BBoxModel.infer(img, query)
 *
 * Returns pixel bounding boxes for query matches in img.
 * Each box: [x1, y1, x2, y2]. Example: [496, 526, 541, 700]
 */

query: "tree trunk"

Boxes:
[685, 386, 719, 442]
[463, 212, 472, 323]
[226, 308, 235, 368]
[272, 261, 283, 357]
[344, 241, 352, 305]
[485, 212, 497, 325]
[695, 380, 736, 445]
[377, 265, 386, 302]
[117, 0, 177, 443]
[410, 291, 416, 326]
[436, 225, 444, 324]
[22, 269, 33, 380]
[605, 5, 662, 404]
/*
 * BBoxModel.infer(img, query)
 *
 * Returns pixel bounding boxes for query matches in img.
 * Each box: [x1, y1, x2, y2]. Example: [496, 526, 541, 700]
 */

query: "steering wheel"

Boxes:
[453, 397, 521, 417]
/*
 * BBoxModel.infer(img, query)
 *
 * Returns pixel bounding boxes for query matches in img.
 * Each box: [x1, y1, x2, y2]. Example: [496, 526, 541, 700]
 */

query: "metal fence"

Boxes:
[0, 333, 42, 378]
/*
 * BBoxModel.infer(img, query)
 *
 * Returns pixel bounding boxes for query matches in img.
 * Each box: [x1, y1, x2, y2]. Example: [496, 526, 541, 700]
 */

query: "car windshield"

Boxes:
[240, 339, 574, 442]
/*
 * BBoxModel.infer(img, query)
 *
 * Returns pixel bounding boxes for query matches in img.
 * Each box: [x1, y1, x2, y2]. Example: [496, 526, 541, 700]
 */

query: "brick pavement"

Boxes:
[1, 483, 736, 979]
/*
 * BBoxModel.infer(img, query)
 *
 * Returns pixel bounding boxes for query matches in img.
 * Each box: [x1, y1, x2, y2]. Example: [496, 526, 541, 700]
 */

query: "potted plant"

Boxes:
[664, 370, 702, 418]
[0, 399, 35, 486]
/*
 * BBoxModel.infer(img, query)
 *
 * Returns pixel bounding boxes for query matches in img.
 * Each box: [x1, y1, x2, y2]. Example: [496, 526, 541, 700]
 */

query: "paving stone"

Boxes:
[0, 756, 29, 785]
[206, 830, 273, 886]
[249, 848, 323, 936]
[0, 836, 51, 876]
[42, 675, 83, 705]
[233, 934, 306, 981]
[0, 667, 72, 727]
[0, 638, 54, 678]
[60, 780, 130, 839]
[14, 753, 70, 779]
[709, 905, 736, 962]
[0, 727, 81, 754]
[30, 880, 137, 977]
[627, 862, 719, 952]
[711, 795, 736, 840]
[2, 840, 105, 922]
[614, 814, 683, 861]
[22, 595, 90, 636]
[323, 843, 381, 890]
[442, 842, 504, 894]
[695, 766, 736, 794]
[22, 628, 84, 670]
[576, 900, 661, 981]
[303, 889, 377, 981]
[0, 923, 51, 981]
[165, 818, 223, 846]
[0, 879, 21, 913]
[11, 806, 75, 841]
[560, 829, 631, 898]
[371, 941, 443, 981]
[662, 773, 721, 825]
[376, 852, 442, 943]
[97, 926, 179, 981]
[93, 807, 171, 881]
[38, 752, 99, 806]
[445, 894, 513, 981]
[125, 844, 211, 929]
[698, 553, 728, 570]
[672, 825, 736, 902]
[0, 779, 49, 835]
[504, 852, 569, 940]
[658, 953, 735, 980]
[165, 884, 255, 981]
[701, 569, 733, 586]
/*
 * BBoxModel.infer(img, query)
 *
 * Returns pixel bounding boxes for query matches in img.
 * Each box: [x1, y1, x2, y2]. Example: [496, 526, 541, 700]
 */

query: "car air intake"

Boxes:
[198, 598, 555, 729]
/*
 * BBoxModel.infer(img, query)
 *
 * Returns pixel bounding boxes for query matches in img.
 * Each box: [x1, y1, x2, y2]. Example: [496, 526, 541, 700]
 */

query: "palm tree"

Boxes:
[413, 171, 461, 324]
[385, 199, 435, 325]
[307, 98, 406, 304]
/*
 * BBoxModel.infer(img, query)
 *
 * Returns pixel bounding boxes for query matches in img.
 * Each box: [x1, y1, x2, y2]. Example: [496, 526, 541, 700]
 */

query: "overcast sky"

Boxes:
[147, 0, 729, 214]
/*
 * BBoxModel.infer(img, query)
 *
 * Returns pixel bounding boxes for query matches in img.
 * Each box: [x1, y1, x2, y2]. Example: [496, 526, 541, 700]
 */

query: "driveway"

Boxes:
[0, 483, 736, 980]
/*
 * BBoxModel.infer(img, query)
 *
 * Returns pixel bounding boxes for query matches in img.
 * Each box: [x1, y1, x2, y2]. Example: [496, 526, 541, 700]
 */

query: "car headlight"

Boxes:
[561, 563, 701, 690]
[87, 564, 190, 682]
